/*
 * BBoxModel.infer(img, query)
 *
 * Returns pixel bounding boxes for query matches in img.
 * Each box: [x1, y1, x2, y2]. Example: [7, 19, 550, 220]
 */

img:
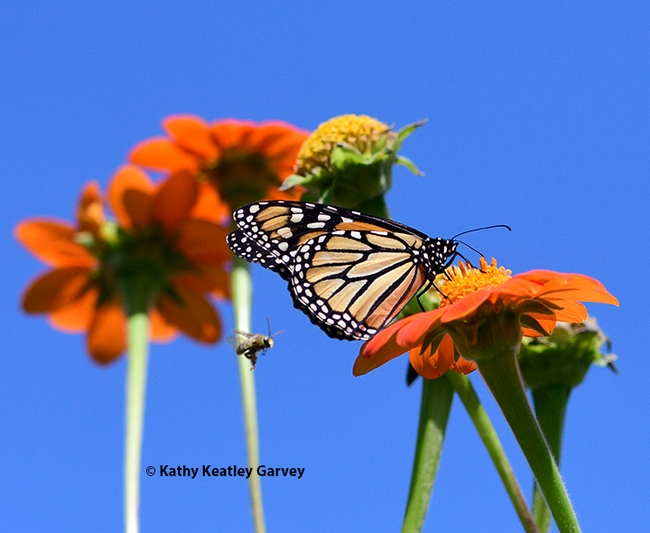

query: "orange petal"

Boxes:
[190, 182, 230, 224]
[396, 309, 445, 346]
[249, 123, 308, 154]
[87, 301, 126, 364]
[149, 307, 177, 342]
[22, 266, 93, 313]
[129, 138, 199, 173]
[15, 219, 96, 267]
[536, 273, 619, 306]
[163, 115, 219, 160]
[157, 286, 221, 343]
[353, 315, 421, 376]
[152, 172, 197, 231]
[176, 219, 231, 265]
[409, 335, 456, 380]
[108, 165, 154, 228]
[48, 287, 98, 332]
[76, 181, 105, 234]
[497, 276, 543, 298]
[450, 356, 477, 375]
[544, 300, 588, 323]
[440, 289, 493, 323]
[210, 120, 253, 149]
[516, 270, 562, 284]
[207, 268, 231, 300]
[173, 268, 231, 300]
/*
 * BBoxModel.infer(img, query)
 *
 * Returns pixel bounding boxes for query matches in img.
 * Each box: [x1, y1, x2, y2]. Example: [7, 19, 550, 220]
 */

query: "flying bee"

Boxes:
[231, 320, 283, 370]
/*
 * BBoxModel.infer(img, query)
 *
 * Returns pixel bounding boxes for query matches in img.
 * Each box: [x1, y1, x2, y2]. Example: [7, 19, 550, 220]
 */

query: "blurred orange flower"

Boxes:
[129, 114, 310, 210]
[16, 166, 231, 364]
[354, 258, 619, 380]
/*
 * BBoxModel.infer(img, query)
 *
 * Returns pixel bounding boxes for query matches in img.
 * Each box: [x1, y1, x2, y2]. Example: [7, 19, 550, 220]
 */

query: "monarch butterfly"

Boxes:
[226, 200, 486, 341]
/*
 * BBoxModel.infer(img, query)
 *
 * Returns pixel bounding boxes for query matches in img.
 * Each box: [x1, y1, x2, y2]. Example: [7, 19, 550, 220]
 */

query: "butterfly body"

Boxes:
[227, 201, 459, 341]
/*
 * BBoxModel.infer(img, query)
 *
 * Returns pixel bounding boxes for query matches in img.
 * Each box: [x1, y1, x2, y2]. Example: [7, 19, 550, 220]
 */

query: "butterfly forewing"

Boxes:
[228, 200, 458, 341]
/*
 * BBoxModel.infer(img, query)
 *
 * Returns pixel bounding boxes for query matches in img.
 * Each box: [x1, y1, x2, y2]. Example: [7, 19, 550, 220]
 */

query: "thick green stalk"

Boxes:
[446, 372, 539, 533]
[124, 312, 149, 533]
[232, 257, 266, 533]
[531, 385, 572, 533]
[355, 194, 390, 219]
[122, 275, 154, 533]
[476, 350, 581, 533]
[401, 377, 454, 533]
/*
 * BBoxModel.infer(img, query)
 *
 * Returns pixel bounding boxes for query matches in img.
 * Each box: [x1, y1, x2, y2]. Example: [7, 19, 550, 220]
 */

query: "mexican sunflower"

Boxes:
[129, 114, 310, 211]
[15, 165, 231, 364]
[354, 258, 619, 379]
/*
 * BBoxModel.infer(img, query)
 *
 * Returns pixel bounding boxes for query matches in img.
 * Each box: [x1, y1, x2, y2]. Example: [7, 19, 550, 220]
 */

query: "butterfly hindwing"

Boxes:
[226, 229, 292, 281]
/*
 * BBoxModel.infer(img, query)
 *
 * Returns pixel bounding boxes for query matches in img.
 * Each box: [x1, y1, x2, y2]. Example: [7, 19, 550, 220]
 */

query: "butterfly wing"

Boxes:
[228, 201, 448, 341]
[226, 229, 292, 281]
[288, 229, 429, 339]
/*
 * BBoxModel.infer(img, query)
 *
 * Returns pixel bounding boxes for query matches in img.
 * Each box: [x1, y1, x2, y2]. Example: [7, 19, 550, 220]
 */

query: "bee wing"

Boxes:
[228, 330, 253, 351]
[232, 329, 255, 339]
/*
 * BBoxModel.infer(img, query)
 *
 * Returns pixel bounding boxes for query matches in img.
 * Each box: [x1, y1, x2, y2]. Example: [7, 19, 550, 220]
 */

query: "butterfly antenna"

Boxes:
[451, 224, 511, 241]
[455, 240, 483, 261]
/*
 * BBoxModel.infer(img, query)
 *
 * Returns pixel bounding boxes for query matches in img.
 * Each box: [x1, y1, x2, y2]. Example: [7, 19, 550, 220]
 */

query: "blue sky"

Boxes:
[1, 2, 648, 531]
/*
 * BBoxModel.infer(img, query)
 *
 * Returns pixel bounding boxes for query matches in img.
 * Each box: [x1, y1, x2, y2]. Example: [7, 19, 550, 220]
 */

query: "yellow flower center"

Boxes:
[438, 257, 511, 307]
[295, 114, 396, 175]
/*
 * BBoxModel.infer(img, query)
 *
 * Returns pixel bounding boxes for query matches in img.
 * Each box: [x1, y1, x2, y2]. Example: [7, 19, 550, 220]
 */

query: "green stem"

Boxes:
[122, 276, 153, 533]
[232, 257, 266, 533]
[531, 385, 572, 533]
[476, 351, 581, 533]
[355, 194, 390, 219]
[401, 377, 454, 533]
[446, 372, 539, 533]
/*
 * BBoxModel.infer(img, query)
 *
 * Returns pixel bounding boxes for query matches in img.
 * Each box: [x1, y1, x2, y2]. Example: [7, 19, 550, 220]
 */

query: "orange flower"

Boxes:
[129, 114, 310, 210]
[354, 258, 619, 380]
[16, 166, 231, 364]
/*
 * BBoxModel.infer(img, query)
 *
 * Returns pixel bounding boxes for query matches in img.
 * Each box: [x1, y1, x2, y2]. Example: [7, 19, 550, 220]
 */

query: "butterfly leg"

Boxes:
[416, 280, 448, 309]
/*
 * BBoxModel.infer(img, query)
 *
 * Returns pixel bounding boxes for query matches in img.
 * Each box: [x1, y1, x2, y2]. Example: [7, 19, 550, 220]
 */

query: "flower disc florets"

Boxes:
[438, 258, 512, 307]
[295, 114, 396, 175]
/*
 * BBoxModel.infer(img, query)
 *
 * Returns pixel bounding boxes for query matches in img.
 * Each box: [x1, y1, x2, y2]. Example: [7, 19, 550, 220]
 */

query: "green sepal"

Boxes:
[520, 315, 553, 337]
[395, 155, 424, 176]
[330, 142, 381, 168]
[394, 119, 428, 151]
[279, 173, 311, 191]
